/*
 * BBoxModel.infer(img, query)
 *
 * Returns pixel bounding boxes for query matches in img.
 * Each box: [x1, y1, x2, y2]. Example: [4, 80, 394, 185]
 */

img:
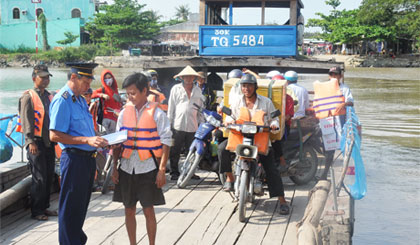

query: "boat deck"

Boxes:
[0, 171, 316, 245]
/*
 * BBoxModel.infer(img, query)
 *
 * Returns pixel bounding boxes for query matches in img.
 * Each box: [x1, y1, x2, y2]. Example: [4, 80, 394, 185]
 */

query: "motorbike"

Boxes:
[222, 106, 280, 222]
[281, 118, 320, 185]
[177, 103, 223, 188]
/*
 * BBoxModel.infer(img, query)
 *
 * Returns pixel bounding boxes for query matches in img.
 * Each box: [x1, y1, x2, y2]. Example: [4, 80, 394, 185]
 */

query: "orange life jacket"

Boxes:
[148, 89, 168, 112]
[16, 89, 52, 137]
[312, 79, 345, 119]
[121, 102, 163, 160]
[226, 107, 270, 155]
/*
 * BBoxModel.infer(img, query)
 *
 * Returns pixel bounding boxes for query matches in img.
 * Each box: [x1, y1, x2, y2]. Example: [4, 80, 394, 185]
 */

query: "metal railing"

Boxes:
[329, 109, 355, 211]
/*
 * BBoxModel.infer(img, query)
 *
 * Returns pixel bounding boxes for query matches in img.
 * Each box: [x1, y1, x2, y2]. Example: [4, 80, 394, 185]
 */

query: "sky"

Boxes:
[136, 0, 362, 30]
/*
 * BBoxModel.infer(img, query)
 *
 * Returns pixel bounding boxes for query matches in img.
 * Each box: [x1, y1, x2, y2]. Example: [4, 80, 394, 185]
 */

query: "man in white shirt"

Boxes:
[167, 66, 204, 180]
[284, 70, 309, 118]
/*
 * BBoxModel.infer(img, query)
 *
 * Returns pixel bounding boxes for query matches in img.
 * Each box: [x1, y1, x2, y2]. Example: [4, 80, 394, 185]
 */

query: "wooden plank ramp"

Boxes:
[0, 171, 315, 245]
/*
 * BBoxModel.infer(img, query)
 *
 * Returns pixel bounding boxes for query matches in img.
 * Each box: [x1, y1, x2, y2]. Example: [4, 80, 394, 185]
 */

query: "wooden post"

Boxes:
[290, 0, 297, 25]
[199, 0, 206, 25]
[261, 0, 266, 25]
[297, 180, 331, 245]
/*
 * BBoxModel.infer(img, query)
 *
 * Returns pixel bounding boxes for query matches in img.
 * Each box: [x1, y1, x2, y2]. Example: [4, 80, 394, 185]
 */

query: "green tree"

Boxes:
[38, 13, 50, 51]
[85, 0, 160, 49]
[175, 5, 190, 21]
[358, 0, 420, 43]
[57, 31, 79, 46]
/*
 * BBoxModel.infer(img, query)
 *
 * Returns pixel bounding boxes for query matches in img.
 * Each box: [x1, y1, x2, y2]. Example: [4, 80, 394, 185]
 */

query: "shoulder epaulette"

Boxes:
[62, 91, 69, 99]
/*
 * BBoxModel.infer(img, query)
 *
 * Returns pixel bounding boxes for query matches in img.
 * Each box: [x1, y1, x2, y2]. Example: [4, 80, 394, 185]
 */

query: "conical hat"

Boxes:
[174, 65, 201, 78]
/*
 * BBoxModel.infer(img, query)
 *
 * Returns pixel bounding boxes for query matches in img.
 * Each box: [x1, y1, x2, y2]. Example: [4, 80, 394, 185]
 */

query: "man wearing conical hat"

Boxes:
[167, 66, 204, 180]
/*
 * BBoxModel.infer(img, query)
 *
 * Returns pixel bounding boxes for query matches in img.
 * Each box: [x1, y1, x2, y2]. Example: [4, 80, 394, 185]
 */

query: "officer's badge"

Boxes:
[62, 91, 69, 99]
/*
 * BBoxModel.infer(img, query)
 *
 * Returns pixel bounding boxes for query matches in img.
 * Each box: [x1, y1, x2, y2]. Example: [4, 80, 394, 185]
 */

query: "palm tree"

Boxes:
[175, 4, 190, 21]
[146, 10, 162, 22]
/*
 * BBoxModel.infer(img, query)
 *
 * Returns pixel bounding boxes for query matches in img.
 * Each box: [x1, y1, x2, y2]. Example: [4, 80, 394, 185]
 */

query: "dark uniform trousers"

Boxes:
[218, 139, 285, 198]
[27, 139, 55, 217]
[169, 129, 195, 176]
[58, 151, 96, 245]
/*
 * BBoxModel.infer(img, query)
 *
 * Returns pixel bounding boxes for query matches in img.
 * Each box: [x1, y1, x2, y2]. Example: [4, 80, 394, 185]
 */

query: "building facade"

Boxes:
[0, 0, 97, 49]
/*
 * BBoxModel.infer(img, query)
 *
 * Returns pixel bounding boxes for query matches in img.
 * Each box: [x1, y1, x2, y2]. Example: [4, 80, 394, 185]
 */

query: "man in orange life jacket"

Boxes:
[218, 74, 290, 215]
[18, 64, 58, 221]
[111, 72, 171, 245]
[146, 70, 168, 112]
[319, 66, 354, 180]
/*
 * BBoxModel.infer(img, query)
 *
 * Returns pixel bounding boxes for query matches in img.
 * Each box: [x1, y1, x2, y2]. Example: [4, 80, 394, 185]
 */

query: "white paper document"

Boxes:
[102, 130, 128, 145]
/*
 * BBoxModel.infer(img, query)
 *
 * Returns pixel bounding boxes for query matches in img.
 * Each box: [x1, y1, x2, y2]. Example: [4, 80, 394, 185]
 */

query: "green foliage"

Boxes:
[175, 4, 190, 21]
[307, 0, 420, 45]
[57, 32, 79, 46]
[32, 44, 117, 63]
[85, 0, 160, 49]
[0, 45, 36, 54]
[160, 18, 186, 27]
[38, 13, 50, 51]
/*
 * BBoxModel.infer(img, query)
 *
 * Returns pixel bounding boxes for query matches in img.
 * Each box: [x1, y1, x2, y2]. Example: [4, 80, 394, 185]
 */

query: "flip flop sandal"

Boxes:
[32, 214, 48, 221]
[223, 182, 234, 192]
[279, 204, 290, 215]
[44, 210, 58, 216]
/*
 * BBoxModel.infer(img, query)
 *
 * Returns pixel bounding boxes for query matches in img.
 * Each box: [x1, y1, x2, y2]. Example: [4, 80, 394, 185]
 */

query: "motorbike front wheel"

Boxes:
[177, 150, 202, 188]
[238, 170, 248, 223]
[289, 146, 318, 185]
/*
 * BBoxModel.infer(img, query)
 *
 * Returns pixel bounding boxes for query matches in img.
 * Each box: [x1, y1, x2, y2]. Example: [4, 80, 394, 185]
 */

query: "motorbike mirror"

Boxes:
[294, 100, 298, 106]
[271, 110, 281, 118]
[221, 106, 232, 116]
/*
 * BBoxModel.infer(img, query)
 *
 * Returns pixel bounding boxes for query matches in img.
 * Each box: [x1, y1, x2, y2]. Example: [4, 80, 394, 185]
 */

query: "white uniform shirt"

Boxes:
[339, 83, 354, 103]
[116, 102, 172, 174]
[167, 83, 204, 132]
[288, 83, 309, 118]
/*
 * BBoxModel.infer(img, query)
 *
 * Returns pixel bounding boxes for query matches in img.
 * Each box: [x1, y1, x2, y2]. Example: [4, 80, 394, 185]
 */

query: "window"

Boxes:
[71, 9, 81, 18]
[36, 8, 43, 17]
[13, 8, 20, 19]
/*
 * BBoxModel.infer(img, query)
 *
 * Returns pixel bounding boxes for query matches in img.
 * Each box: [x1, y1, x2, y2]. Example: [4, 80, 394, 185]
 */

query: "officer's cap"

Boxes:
[66, 62, 98, 80]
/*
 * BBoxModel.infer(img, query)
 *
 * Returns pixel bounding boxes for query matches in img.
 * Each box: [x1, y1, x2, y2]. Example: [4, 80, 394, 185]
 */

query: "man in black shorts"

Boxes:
[111, 73, 172, 245]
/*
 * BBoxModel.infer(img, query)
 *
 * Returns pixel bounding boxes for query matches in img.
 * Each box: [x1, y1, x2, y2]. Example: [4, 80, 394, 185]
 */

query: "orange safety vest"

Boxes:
[121, 102, 163, 160]
[148, 89, 168, 112]
[312, 79, 345, 119]
[226, 107, 270, 155]
[16, 89, 52, 137]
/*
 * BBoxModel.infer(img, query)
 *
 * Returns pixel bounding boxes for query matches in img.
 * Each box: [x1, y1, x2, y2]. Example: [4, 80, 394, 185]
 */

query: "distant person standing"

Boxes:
[167, 66, 204, 180]
[92, 69, 122, 134]
[49, 62, 108, 245]
[17, 64, 57, 221]
[146, 69, 168, 112]
[196, 71, 216, 110]
[284, 70, 309, 118]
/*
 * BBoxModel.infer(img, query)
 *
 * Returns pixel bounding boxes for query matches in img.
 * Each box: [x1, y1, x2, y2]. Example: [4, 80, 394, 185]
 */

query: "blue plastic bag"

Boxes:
[340, 107, 367, 200]
[0, 129, 13, 163]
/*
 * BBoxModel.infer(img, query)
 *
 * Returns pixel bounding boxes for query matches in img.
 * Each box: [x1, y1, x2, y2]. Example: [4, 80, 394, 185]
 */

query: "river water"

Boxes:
[0, 67, 419, 244]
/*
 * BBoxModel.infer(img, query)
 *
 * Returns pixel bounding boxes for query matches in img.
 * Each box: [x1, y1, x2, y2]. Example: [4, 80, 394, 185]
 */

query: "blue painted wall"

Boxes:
[0, 18, 81, 49]
[199, 26, 297, 57]
[0, 0, 96, 49]
[1, 0, 95, 25]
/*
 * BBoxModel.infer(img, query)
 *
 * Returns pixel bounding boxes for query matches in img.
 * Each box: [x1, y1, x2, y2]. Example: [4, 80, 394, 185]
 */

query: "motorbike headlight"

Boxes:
[237, 145, 257, 158]
[241, 125, 257, 134]
[243, 148, 251, 156]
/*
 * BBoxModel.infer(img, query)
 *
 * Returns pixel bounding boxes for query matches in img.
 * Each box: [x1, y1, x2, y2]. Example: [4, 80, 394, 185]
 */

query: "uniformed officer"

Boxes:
[49, 62, 108, 245]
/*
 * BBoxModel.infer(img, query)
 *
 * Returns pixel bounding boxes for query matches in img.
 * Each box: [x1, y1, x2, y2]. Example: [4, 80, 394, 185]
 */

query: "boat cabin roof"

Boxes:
[202, 0, 304, 9]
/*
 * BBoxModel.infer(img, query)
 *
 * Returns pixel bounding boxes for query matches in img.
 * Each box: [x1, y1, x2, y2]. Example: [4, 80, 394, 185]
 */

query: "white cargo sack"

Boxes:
[319, 117, 341, 151]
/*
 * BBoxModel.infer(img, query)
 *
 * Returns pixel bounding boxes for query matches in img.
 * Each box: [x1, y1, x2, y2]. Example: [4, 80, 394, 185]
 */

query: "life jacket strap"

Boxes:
[313, 95, 344, 102]
[313, 101, 343, 109]
[127, 136, 161, 141]
[122, 144, 163, 150]
[120, 126, 157, 132]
